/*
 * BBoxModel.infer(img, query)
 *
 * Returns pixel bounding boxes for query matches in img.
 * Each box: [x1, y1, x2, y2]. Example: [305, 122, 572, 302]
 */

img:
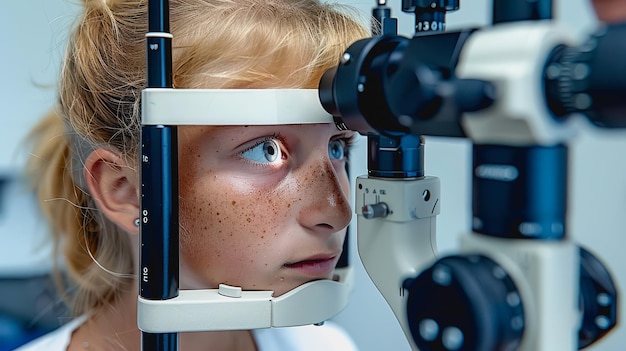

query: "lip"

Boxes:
[283, 254, 339, 277]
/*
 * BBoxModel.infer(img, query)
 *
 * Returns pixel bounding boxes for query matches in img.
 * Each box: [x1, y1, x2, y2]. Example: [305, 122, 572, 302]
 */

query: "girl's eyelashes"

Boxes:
[330, 133, 356, 161]
[240, 134, 286, 165]
[238, 131, 356, 166]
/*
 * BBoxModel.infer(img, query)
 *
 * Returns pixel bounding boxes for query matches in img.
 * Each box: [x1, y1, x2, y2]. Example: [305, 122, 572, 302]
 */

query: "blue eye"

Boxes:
[242, 139, 282, 163]
[329, 139, 346, 160]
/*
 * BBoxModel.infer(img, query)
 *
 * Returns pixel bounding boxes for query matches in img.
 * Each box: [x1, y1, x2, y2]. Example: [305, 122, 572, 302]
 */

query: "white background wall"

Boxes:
[2, 1, 626, 350]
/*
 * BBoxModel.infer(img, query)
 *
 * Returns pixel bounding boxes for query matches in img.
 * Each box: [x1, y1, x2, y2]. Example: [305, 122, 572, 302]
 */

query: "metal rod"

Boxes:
[141, 0, 179, 350]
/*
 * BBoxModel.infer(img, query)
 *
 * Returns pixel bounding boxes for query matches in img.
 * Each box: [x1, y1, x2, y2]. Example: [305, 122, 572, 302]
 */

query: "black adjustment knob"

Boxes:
[544, 24, 626, 128]
[404, 255, 524, 351]
[578, 246, 618, 349]
[543, 44, 592, 120]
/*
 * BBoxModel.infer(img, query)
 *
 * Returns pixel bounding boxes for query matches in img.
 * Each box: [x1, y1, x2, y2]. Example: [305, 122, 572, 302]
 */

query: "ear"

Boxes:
[84, 148, 140, 235]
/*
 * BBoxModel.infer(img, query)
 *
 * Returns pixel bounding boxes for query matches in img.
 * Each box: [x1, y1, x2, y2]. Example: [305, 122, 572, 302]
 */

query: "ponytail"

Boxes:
[25, 109, 134, 316]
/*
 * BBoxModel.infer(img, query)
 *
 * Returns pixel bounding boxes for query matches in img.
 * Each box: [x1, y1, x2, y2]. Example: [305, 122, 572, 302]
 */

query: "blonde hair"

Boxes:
[26, 0, 368, 316]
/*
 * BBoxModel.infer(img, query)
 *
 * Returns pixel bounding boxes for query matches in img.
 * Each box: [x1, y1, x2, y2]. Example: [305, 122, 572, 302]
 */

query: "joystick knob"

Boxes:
[404, 255, 524, 351]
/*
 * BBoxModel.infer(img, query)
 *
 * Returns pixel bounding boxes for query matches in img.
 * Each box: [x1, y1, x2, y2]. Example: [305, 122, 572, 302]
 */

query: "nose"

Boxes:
[296, 156, 352, 234]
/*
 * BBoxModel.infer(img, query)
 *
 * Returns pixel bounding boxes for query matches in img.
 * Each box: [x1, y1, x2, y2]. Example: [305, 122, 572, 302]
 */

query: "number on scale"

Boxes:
[417, 21, 443, 31]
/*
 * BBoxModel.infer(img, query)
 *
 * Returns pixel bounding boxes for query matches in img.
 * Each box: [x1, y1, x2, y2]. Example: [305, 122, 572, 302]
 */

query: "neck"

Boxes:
[68, 281, 257, 351]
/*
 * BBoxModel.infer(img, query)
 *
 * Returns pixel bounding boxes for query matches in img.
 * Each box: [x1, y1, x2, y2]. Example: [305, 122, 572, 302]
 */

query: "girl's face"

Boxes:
[177, 123, 354, 296]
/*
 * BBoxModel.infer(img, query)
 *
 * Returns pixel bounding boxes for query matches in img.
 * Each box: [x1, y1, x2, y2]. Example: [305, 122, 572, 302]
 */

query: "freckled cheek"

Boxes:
[178, 177, 296, 285]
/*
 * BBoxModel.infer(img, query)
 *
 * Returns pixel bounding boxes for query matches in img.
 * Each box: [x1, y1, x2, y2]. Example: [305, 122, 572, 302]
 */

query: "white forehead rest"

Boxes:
[141, 88, 332, 125]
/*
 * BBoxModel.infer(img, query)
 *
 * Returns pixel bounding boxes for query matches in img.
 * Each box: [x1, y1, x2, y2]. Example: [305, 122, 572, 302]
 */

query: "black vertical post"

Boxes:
[472, 144, 568, 240]
[473, 1, 561, 242]
[372, 0, 398, 36]
[141, 0, 179, 350]
[492, 0, 552, 24]
[476, 1, 562, 241]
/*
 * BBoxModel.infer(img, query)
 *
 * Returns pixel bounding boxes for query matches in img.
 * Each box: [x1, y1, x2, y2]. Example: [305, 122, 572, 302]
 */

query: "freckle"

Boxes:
[204, 226, 207, 230]
[232, 201, 236, 206]
[246, 218, 252, 223]
[287, 203, 291, 208]
[261, 236, 264, 239]
[216, 212, 219, 216]
[218, 220, 222, 223]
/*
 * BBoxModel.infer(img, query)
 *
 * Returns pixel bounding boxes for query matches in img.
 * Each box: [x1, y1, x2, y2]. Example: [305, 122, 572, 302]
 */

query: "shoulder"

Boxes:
[253, 321, 358, 351]
[13, 316, 87, 351]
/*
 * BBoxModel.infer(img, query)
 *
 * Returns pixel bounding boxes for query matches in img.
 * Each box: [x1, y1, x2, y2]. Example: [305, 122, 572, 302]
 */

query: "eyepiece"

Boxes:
[319, 67, 340, 117]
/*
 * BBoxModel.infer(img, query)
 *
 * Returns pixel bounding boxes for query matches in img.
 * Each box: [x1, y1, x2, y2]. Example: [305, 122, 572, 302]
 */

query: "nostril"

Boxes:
[317, 223, 334, 230]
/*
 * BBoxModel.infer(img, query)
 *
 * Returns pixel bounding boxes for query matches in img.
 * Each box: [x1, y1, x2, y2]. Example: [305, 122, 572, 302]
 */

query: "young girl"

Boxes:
[18, 0, 368, 349]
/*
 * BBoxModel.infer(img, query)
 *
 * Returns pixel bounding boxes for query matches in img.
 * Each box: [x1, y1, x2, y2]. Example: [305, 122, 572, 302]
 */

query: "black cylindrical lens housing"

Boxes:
[472, 144, 568, 240]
